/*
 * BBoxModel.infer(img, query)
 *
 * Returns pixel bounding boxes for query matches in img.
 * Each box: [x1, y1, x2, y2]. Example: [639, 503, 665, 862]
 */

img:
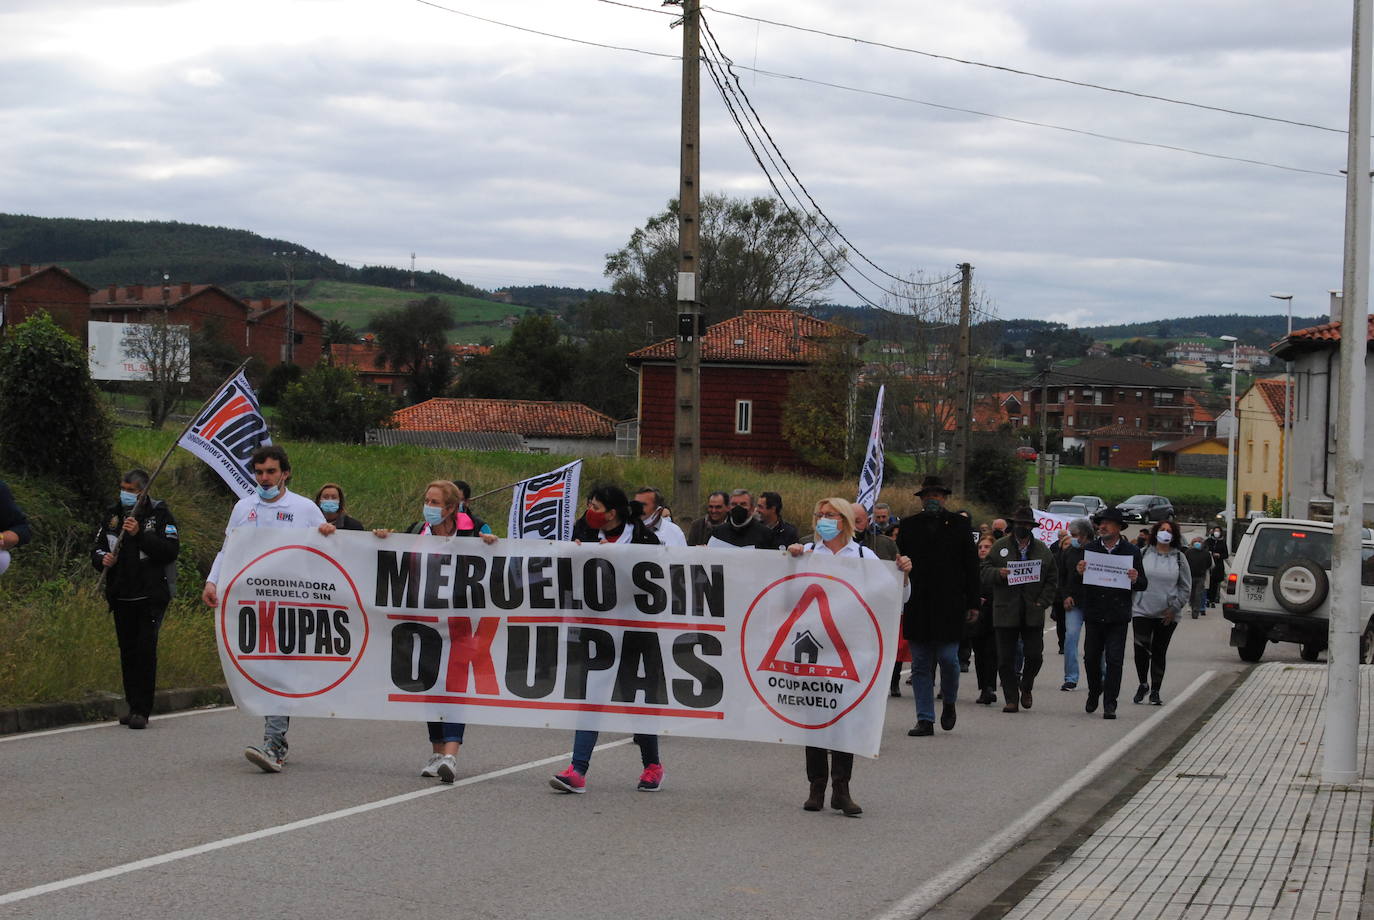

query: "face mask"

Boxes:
[1013, 526, 1032, 541]
[923, 500, 942, 514]
[454, 512, 475, 532]
[256, 484, 280, 501]
[319, 500, 340, 514]
[1157, 530, 1174, 545]
[728, 505, 753, 529]
[815, 518, 840, 541]
[422, 505, 445, 526]
[1070, 537, 1082, 549]
[1192, 541, 1203, 549]
[643, 508, 662, 528]
[584, 507, 608, 530]
[119, 490, 139, 509]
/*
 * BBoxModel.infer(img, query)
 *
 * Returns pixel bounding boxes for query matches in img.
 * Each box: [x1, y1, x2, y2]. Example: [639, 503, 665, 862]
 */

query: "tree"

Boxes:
[121, 313, 191, 428]
[966, 434, 1024, 513]
[781, 345, 861, 476]
[277, 364, 396, 443]
[455, 314, 578, 402]
[0, 312, 114, 507]
[257, 362, 301, 406]
[322, 319, 357, 349]
[604, 194, 844, 329]
[370, 296, 455, 404]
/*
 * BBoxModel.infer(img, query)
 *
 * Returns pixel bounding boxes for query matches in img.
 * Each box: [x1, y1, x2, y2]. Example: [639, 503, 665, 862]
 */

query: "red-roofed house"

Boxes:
[390, 397, 616, 455]
[626, 309, 865, 469]
[1272, 316, 1374, 521]
[1235, 376, 1289, 517]
[332, 340, 495, 398]
[0, 263, 94, 340]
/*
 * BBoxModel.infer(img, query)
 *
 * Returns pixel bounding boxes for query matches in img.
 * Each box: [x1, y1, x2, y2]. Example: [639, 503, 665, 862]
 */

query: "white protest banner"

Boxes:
[855, 385, 885, 512]
[214, 530, 902, 757]
[1006, 559, 1041, 585]
[1032, 508, 1079, 544]
[1083, 550, 1132, 589]
[507, 460, 581, 541]
[177, 370, 271, 497]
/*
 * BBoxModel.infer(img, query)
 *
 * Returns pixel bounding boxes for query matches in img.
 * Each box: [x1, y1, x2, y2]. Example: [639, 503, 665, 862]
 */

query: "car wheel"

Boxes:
[1299, 642, 1324, 662]
[1238, 631, 1267, 663]
[1272, 558, 1329, 615]
[1362, 626, 1374, 664]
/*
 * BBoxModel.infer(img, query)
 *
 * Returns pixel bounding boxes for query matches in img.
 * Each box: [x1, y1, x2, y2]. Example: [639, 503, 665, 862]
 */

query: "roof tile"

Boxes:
[627, 309, 863, 364]
[391, 398, 615, 439]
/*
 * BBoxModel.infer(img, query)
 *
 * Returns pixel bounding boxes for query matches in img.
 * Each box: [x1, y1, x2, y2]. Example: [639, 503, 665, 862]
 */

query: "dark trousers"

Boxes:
[805, 746, 853, 784]
[1132, 617, 1178, 692]
[1083, 620, 1130, 708]
[971, 632, 998, 692]
[958, 638, 972, 668]
[110, 598, 167, 718]
[1207, 565, 1225, 604]
[995, 626, 1042, 699]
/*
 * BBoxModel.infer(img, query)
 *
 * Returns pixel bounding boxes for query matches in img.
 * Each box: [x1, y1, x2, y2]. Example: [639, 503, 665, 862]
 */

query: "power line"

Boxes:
[695, 4, 1347, 136]
[412, 0, 680, 60]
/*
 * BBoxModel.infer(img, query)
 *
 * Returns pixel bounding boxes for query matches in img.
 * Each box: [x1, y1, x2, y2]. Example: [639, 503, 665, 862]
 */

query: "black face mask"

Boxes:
[1013, 525, 1032, 541]
[728, 505, 753, 529]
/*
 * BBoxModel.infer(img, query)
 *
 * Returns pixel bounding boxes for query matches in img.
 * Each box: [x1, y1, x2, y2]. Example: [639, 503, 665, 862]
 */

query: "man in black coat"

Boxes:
[90, 469, 180, 730]
[896, 476, 981, 736]
[1067, 507, 1147, 720]
[709, 491, 773, 548]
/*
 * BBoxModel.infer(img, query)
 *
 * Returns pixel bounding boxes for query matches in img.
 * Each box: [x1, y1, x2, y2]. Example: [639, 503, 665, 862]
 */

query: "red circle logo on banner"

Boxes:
[739, 572, 884, 729]
[219, 544, 370, 698]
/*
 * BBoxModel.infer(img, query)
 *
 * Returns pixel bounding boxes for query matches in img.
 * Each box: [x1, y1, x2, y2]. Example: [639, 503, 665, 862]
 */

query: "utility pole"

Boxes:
[273, 250, 299, 364]
[949, 262, 973, 497]
[1037, 360, 1052, 503]
[672, 0, 703, 518]
[1325, 0, 1370, 786]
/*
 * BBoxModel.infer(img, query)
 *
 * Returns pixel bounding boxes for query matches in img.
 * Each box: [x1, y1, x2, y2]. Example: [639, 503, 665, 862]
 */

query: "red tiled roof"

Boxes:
[1182, 392, 1215, 423]
[391, 398, 615, 439]
[1087, 424, 1154, 439]
[627, 309, 864, 364]
[1273, 316, 1374, 353]
[0, 264, 94, 291]
[90, 282, 245, 310]
[1154, 435, 1225, 454]
[249, 301, 325, 325]
[1251, 377, 1290, 424]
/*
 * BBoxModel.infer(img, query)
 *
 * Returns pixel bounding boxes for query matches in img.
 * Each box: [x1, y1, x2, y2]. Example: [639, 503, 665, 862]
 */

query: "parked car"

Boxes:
[1015, 446, 1038, 461]
[1222, 517, 1374, 663]
[1046, 501, 1089, 517]
[1117, 494, 1175, 522]
[1071, 497, 1104, 519]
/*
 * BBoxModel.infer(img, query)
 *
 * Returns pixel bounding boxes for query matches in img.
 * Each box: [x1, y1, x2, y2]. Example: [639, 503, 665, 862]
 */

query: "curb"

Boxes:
[0, 685, 233, 736]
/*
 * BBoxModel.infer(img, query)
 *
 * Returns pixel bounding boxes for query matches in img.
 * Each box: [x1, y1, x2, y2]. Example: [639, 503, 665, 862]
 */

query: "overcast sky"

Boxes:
[0, 0, 1362, 326]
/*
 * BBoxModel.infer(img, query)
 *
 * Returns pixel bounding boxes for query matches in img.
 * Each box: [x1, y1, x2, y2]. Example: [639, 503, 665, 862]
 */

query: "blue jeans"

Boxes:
[427, 721, 466, 745]
[1063, 607, 1084, 684]
[264, 715, 288, 753]
[571, 730, 660, 775]
[911, 640, 960, 723]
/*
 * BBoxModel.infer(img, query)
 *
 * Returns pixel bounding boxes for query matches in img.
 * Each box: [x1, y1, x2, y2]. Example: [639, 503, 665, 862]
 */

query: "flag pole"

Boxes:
[100, 359, 253, 585]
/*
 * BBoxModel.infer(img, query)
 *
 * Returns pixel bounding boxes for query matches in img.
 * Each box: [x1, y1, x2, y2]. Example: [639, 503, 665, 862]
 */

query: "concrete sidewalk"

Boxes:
[1005, 663, 1373, 920]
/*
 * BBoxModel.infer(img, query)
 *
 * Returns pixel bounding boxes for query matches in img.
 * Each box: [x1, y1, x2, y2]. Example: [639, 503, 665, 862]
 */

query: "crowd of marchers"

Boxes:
[0, 457, 1231, 819]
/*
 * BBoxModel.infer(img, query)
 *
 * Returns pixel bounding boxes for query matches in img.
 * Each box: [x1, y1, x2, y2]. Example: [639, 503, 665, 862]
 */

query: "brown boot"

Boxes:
[804, 747, 828, 811]
[829, 751, 862, 816]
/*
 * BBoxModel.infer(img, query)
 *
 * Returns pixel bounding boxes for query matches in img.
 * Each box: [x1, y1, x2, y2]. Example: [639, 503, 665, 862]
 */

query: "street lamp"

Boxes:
[1220, 334, 1239, 547]
[1270, 293, 1294, 518]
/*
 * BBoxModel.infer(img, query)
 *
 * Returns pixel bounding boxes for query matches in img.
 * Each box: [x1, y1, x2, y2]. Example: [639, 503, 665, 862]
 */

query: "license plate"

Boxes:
[1245, 588, 1265, 603]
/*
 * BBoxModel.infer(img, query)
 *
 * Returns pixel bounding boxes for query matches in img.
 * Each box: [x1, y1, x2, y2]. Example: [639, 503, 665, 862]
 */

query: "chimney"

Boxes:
[1330, 289, 1343, 325]
[180, 281, 191, 297]
[19, 263, 31, 277]
[107, 284, 117, 303]
[0, 265, 8, 283]
[127, 283, 144, 300]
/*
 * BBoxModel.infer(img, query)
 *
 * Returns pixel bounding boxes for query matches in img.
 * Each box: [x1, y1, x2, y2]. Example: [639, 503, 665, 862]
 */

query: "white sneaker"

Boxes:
[436, 754, 457, 784]
[420, 753, 443, 778]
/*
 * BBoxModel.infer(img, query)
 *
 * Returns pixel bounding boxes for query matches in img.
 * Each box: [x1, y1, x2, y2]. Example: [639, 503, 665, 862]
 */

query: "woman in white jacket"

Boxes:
[1131, 519, 1191, 706]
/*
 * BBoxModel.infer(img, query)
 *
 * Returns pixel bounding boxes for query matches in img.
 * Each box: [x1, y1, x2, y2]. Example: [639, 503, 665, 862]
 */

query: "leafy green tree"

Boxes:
[277, 364, 396, 443]
[256, 362, 301, 406]
[966, 434, 1025, 513]
[0, 312, 114, 507]
[371, 296, 455, 404]
[322, 319, 357, 348]
[456, 314, 578, 401]
[781, 346, 861, 476]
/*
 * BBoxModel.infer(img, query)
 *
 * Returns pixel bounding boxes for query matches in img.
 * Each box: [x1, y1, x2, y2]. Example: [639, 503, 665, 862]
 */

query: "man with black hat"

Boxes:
[981, 507, 1058, 714]
[1068, 506, 1146, 719]
[895, 476, 981, 735]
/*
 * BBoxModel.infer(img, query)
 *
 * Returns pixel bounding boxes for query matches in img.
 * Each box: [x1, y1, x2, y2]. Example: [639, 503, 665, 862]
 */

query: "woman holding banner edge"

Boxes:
[787, 497, 912, 817]
[373, 479, 497, 784]
[549, 484, 664, 795]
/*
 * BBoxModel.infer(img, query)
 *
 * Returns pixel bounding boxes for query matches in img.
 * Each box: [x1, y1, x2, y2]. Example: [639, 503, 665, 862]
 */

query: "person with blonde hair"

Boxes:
[787, 497, 912, 816]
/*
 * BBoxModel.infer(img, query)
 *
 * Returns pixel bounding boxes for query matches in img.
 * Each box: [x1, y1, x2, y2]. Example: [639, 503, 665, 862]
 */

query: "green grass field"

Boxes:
[298, 280, 531, 344]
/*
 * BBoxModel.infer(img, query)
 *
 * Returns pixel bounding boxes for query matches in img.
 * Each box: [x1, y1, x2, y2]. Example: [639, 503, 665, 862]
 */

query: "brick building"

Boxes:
[0, 263, 94, 339]
[627, 309, 864, 469]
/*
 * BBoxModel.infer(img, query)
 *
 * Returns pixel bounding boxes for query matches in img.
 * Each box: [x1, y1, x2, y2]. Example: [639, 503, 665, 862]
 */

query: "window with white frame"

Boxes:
[735, 399, 753, 434]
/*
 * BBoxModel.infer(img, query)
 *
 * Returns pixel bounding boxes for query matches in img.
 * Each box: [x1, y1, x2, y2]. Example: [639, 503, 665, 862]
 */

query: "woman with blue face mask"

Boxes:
[373, 479, 496, 784]
[314, 483, 364, 531]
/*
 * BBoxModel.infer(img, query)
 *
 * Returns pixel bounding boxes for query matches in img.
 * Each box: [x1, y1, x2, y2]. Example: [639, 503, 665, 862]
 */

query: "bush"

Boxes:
[0, 312, 115, 508]
[277, 364, 396, 443]
[966, 435, 1024, 514]
[256, 362, 302, 406]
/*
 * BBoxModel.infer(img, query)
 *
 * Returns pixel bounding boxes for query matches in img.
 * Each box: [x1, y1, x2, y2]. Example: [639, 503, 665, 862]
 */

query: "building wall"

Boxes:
[1236, 388, 1283, 521]
[1289, 350, 1374, 522]
[1084, 435, 1154, 470]
[4, 271, 91, 340]
[527, 437, 616, 456]
[1028, 383, 1198, 440]
[1177, 453, 1228, 478]
[247, 307, 324, 369]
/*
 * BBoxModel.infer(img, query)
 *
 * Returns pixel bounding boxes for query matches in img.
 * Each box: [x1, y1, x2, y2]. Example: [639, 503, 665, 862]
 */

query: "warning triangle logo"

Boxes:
[756, 583, 860, 681]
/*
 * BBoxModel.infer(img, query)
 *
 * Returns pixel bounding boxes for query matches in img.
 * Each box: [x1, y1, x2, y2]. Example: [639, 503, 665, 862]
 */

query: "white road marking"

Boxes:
[869, 669, 1217, 920]
[0, 738, 632, 906]
[0, 705, 238, 743]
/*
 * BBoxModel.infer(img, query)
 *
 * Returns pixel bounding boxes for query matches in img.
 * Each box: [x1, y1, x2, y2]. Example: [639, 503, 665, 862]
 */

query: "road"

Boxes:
[0, 594, 1276, 920]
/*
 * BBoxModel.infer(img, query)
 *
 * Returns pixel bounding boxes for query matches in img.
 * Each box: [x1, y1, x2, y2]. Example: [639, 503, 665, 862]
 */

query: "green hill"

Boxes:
[286, 280, 536, 344]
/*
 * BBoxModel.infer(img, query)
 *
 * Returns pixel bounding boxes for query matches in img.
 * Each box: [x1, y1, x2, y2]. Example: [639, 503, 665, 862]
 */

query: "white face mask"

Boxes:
[1157, 530, 1174, 545]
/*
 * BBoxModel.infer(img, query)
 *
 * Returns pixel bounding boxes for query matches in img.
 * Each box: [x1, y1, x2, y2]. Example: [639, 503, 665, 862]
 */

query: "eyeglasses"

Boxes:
[813, 511, 843, 520]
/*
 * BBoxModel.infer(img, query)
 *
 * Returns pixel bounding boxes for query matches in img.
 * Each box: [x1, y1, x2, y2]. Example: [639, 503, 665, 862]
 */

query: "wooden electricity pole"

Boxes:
[949, 262, 973, 497]
[673, 0, 703, 517]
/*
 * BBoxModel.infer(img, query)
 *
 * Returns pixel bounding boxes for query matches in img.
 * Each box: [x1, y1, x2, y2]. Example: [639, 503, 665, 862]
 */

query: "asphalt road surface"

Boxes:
[1, 592, 1277, 920]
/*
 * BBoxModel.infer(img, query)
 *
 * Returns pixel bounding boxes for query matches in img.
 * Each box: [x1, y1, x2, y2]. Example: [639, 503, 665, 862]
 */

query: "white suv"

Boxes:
[1221, 518, 1374, 663]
